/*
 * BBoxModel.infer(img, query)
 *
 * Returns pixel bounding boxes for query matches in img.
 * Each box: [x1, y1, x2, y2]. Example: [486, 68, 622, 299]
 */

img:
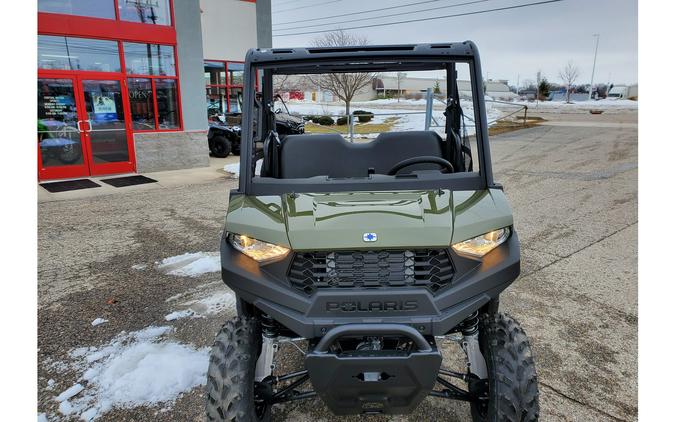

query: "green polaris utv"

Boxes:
[206, 42, 539, 421]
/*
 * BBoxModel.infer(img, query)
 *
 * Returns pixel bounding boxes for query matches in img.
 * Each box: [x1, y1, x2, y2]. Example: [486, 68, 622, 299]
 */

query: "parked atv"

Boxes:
[208, 115, 241, 158]
[208, 95, 303, 158]
[206, 42, 539, 421]
[271, 94, 305, 136]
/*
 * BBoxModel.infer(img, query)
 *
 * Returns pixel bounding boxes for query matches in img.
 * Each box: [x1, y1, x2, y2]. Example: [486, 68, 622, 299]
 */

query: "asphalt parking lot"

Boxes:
[37, 110, 637, 421]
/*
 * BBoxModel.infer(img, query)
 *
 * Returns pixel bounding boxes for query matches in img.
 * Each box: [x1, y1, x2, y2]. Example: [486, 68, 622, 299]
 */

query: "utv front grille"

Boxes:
[288, 249, 454, 294]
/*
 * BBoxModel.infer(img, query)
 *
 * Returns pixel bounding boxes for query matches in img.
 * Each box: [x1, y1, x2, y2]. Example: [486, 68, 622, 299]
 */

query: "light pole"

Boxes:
[589, 34, 600, 101]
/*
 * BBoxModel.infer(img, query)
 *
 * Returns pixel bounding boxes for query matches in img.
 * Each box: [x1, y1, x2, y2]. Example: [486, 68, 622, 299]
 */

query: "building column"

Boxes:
[256, 0, 272, 48]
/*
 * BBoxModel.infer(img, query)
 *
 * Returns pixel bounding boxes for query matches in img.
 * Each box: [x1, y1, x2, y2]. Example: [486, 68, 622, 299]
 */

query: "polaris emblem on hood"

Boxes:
[363, 232, 378, 242]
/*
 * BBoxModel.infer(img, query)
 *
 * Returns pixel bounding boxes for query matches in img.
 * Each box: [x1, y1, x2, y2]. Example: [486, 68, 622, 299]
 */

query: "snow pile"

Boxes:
[55, 326, 209, 420]
[506, 98, 638, 111]
[56, 383, 84, 402]
[156, 252, 220, 277]
[164, 290, 235, 321]
[91, 318, 108, 327]
[352, 98, 446, 106]
[181, 291, 235, 316]
[164, 309, 195, 321]
[224, 159, 262, 178]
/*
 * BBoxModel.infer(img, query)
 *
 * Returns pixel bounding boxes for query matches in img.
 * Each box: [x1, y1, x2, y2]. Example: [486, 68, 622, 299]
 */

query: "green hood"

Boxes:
[225, 189, 513, 251]
[285, 191, 452, 250]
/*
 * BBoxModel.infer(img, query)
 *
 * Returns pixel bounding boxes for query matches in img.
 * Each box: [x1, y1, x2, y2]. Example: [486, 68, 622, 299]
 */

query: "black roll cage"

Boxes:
[237, 41, 496, 196]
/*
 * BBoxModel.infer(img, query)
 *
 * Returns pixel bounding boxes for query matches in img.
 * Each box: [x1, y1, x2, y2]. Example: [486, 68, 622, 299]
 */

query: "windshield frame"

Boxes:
[238, 43, 495, 196]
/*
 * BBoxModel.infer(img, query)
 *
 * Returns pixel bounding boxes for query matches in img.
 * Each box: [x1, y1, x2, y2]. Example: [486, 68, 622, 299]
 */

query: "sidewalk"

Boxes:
[38, 155, 240, 203]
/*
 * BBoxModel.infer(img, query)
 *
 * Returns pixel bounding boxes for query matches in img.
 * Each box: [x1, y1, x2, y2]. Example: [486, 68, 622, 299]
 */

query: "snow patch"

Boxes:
[156, 252, 220, 277]
[506, 98, 638, 111]
[91, 318, 108, 327]
[165, 290, 236, 321]
[51, 326, 208, 420]
[56, 383, 84, 402]
[181, 291, 235, 317]
[224, 159, 262, 178]
[38, 413, 48, 422]
[164, 309, 195, 321]
[131, 263, 147, 270]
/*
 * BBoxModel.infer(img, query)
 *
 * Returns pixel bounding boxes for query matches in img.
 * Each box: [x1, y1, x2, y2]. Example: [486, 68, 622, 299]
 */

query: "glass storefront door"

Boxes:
[38, 76, 89, 180]
[37, 74, 134, 180]
[81, 79, 133, 174]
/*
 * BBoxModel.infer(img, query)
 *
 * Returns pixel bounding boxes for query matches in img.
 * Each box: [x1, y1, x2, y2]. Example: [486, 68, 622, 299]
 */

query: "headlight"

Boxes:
[451, 227, 510, 259]
[227, 233, 290, 263]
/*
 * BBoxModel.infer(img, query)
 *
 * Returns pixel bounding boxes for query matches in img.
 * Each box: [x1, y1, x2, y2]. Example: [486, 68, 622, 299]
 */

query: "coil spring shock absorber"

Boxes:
[256, 314, 279, 382]
[460, 311, 488, 379]
[460, 311, 480, 336]
[260, 313, 279, 338]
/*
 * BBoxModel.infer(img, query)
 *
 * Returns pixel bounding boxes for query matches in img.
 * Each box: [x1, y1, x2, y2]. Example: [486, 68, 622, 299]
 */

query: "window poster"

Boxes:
[93, 95, 117, 114]
[42, 95, 74, 118]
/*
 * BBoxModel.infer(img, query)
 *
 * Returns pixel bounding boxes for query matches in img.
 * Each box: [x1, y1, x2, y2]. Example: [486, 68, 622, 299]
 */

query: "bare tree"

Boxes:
[307, 30, 376, 115]
[558, 61, 580, 103]
[273, 74, 291, 95]
[396, 72, 407, 102]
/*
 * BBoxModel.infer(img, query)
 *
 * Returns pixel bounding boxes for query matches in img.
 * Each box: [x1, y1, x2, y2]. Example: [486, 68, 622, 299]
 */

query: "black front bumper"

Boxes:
[305, 324, 442, 415]
[220, 231, 520, 338]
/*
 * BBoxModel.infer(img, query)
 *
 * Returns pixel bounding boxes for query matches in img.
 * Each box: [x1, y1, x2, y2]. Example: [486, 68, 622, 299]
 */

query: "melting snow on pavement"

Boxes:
[155, 252, 220, 277]
[164, 290, 235, 321]
[164, 309, 195, 321]
[52, 326, 209, 420]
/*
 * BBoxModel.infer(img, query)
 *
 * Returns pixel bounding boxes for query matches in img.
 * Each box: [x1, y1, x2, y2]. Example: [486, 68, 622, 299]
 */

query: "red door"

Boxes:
[38, 75, 90, 180]
[79, 75, 136, 176]
[38, 74, 135, 180]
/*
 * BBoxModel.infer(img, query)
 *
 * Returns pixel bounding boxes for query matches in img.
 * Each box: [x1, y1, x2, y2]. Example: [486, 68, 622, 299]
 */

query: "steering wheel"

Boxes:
[387, 156, 455, 175]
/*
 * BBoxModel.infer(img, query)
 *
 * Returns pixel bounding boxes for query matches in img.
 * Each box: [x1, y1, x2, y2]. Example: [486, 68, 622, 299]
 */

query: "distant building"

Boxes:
[482, 80, 518, 101]
[276, 75, 516, 103]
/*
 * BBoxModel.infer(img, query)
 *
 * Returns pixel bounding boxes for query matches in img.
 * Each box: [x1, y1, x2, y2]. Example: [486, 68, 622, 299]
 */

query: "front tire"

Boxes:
[210, 135, 232, 158]
[206, 317, 270, 422]
[471, 313, 540, 422]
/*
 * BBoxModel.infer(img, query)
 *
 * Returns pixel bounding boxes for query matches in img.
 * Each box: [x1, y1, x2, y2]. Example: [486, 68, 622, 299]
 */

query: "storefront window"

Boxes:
[228, 62, 244, 85]
[38, 0, 115, 20]
[204, 61, 245, 115]
[206, 87, 227, 119]
[204, 61, 226, 85]
[155, 79, 179, 129]
[123, 42, 176, 76]
[128, 78, 155, 130]
[229, 88, 243, 113]
[38, 35, 121, 72]
[118, 0, 172, 25]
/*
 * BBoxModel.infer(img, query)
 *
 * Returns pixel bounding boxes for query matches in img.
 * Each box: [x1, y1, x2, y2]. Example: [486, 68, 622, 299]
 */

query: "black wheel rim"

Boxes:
[213, 142, 224, 154]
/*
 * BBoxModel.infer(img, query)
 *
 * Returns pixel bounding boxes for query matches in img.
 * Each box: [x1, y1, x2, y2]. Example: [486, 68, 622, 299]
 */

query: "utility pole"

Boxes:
[516, 74, 520, 95]
[589, 34, 600, 101]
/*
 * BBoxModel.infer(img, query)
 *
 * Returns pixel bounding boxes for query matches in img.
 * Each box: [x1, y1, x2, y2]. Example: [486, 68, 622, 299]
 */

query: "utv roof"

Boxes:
[246, 41, 480, 74]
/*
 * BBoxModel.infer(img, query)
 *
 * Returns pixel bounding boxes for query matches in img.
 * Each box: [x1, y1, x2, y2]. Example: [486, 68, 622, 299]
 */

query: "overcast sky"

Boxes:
[271, 0, 638, 86]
